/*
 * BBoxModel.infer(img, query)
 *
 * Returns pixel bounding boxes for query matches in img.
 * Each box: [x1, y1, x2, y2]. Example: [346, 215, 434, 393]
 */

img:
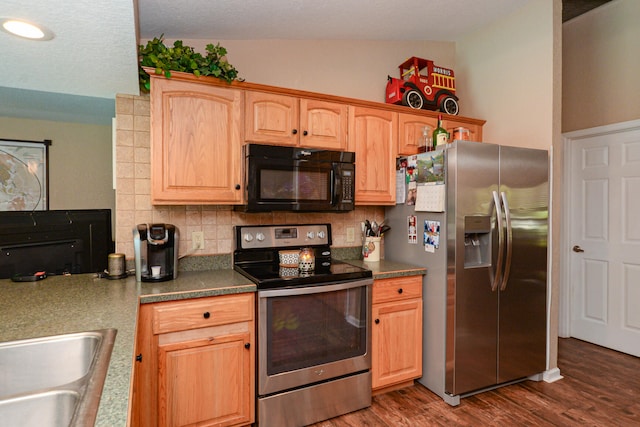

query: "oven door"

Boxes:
[258, 278, 372, 396]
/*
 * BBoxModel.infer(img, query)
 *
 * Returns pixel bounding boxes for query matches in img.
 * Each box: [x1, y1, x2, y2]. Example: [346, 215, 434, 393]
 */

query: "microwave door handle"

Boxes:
[332, 165, 341, 206]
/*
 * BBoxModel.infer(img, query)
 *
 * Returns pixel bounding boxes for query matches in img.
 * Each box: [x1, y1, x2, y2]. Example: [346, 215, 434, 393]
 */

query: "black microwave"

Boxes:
[240, 144, 356, 212]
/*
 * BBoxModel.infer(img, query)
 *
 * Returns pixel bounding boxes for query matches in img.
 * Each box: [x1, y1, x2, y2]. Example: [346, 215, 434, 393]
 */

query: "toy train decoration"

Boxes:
[386, 56, 459, 115]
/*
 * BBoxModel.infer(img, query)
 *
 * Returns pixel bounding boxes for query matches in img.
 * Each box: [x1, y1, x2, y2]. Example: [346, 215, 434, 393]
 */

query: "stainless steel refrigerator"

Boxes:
[384, 140, 549, 405]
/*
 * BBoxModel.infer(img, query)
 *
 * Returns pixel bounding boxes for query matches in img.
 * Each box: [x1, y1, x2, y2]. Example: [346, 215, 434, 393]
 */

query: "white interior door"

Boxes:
[567, 121, 640, 357]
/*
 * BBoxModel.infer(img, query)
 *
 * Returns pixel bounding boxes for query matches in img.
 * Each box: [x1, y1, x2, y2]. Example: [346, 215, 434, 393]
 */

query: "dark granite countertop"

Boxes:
[343, 259, 426, 279]
[0, 269, 255, 426]
[0, 260, 420, 426]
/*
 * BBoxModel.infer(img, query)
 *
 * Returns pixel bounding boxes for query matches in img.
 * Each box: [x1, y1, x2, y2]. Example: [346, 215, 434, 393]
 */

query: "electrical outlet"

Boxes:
[346, 227, 355, 243]
[192, 231, 204, 250]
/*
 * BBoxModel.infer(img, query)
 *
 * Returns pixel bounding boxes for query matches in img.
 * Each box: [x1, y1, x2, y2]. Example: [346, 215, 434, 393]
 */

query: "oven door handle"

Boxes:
[258, 277, 373, 298]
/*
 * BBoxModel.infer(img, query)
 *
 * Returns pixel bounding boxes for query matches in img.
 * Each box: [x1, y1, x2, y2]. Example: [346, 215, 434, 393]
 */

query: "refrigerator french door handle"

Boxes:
[499, 192, 513, 291]
[491, 191, 504, 292]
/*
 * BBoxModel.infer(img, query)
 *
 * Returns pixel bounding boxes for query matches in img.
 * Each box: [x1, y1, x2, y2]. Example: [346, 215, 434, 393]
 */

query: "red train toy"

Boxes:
[386, 56, 459, 115]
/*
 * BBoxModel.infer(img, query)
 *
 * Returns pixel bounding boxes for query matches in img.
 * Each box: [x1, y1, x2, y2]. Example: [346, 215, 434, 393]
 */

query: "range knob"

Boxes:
[306, 231, 315, 239]
[256, 232, 266, 242]
[318, 230, 326, 239]
[243, 233, 254, 242]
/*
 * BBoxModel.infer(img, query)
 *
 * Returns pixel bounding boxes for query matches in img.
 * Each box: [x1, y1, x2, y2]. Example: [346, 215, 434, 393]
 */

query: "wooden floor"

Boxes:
[310, 338, 640, 426]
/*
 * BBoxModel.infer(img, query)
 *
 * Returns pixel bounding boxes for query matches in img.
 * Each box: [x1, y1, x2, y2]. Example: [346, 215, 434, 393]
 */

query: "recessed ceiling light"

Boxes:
[1, 18, 54, 41]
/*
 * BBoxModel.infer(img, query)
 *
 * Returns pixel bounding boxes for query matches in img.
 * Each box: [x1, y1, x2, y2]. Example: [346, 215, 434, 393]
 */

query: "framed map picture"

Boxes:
[0, 138, 51, 211]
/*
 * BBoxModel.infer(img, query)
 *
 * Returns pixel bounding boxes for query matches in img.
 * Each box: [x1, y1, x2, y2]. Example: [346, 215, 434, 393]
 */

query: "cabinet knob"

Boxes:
[375, 319, 380, 324]
[398, 288, 403, 294]
[303, 130, 308, 136]
[135, 353, 142, 362]
[244, 342, 251, 349]
[203, 311, 211, 319]
[292, 129, 298, 135]
[235, 184, 241, 190]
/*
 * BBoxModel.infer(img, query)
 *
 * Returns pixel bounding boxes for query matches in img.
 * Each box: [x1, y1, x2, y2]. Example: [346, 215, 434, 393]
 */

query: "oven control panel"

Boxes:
[236, 224, 331, 249]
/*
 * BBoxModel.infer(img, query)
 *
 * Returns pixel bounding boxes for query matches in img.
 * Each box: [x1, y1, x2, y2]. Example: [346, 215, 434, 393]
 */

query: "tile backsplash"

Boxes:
[114, 94, 384, 260]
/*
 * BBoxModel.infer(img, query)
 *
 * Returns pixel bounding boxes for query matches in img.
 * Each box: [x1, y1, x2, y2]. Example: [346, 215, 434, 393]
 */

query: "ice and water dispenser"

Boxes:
[463, 215, 492, 268]
[133, 224, 179, 282]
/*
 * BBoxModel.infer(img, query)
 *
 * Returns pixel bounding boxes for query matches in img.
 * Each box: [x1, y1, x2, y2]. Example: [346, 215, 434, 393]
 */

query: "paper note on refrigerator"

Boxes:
[415, 183, 445, 212]
[395, 167, 406, 204]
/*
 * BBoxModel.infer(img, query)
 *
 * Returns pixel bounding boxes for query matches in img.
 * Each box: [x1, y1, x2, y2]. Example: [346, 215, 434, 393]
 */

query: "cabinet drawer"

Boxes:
[152, 293, 254, 334]
[373, 276, 422, 304]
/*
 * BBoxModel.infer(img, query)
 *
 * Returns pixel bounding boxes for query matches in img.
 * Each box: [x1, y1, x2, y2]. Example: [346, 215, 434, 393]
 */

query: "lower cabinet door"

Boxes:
[158, 332, 253, 427]
[371, 299, 423, 390]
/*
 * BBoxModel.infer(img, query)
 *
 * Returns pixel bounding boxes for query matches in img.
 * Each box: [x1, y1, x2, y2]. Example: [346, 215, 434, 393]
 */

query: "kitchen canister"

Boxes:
[279, 250, 299, 268]
[106, 253, 127, 279]
[363, 237, 382, 262]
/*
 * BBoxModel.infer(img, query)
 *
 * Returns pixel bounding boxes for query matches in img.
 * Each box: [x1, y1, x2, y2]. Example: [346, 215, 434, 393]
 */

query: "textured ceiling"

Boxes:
[0, 0, 615, 125]
[0, 0, 139, 124]
[138, 0, 529, 42]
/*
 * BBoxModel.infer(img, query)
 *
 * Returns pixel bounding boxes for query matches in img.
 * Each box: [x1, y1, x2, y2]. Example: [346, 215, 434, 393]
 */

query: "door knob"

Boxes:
[572, 245, 584, 253]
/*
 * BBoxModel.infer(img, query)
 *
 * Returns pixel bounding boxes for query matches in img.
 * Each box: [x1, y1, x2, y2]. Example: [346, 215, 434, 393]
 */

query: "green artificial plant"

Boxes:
[138, 35, 240, 92]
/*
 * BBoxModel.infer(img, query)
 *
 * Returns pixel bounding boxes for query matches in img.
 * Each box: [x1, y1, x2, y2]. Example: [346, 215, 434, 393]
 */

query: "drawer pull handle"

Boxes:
[203, 311, 211, 319]
[397, 288, 403, 294]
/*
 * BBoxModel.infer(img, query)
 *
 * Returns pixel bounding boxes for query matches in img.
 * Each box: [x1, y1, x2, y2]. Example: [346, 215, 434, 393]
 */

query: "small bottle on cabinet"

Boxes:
[418, 126, 432, 153]
[432, 114, 449, 149]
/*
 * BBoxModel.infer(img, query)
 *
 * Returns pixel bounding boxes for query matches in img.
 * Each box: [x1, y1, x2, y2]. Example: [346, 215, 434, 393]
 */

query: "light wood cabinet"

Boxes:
[348, 106, 398, 205]
[133, 293, 255, 427]
[371, 275, 423, 392]
[398, 113, 437, 156]
[245, 91, 348, 150]
[150, 76, 244, 204]
[398, 112, 486, 155]
[145, 71, 484, 205]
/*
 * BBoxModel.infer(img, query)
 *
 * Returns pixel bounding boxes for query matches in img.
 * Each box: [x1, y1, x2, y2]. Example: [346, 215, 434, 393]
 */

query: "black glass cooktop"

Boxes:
[234, 259, 372, 289]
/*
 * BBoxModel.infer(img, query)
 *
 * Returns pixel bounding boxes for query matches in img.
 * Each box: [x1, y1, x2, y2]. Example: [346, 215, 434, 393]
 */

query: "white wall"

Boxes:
[563, 0, 640, 132]
[0, 117, 115, 212]
[150, 39, 455, 105]
[455, 0, 557, 150]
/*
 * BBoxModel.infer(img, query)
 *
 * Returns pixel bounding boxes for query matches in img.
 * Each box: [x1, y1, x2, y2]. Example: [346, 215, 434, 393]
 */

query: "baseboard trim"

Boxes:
[542, 367, 563, 383]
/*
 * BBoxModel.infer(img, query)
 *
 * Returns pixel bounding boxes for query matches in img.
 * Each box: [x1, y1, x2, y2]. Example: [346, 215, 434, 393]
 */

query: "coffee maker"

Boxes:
[133, 224, 179, 282]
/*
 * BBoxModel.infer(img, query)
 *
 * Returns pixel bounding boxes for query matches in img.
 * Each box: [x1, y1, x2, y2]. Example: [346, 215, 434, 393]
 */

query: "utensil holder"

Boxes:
[363, 237, 381, 262]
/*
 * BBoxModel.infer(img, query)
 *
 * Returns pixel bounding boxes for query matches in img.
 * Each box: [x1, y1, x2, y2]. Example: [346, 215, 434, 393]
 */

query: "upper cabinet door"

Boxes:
[150, 77, 243, 204]
[398, 113, 437, 156]
[244, 91, 299, 146]
[299, 99, 348, 150]
[245, 91, 348, 150]
[348, 107, 398, 205]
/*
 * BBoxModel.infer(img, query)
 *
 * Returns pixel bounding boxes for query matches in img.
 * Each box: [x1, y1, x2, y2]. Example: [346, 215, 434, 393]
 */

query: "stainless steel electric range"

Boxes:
[233, 224, 373, 427]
